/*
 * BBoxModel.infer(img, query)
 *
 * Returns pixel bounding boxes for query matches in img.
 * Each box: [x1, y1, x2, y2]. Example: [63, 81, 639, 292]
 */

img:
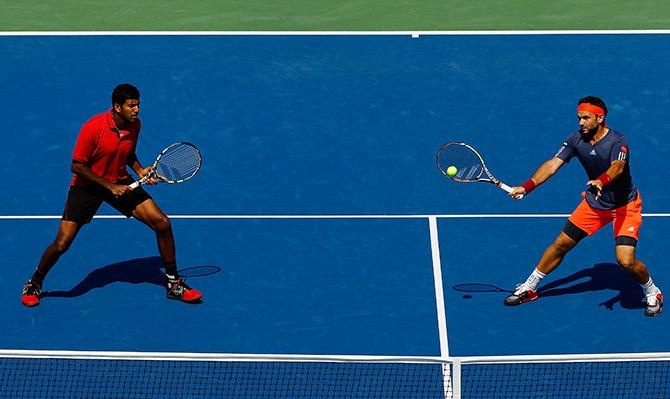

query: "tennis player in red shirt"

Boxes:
[21, 83, 202, 307]
[504, 96, 662, 317]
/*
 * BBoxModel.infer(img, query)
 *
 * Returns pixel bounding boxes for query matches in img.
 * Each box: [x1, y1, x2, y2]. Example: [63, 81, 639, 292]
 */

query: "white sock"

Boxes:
[641, 278, 660, 297]
[523, 268, 546, 291]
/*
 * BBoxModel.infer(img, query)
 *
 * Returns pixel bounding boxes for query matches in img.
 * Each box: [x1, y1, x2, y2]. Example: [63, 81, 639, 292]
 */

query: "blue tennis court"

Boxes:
[1, 33, 669, 397]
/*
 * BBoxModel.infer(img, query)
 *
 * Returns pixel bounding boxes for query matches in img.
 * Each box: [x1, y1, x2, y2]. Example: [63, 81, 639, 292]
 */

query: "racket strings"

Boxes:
[437, 145, 484, 181]
[155, 144, 201, 182]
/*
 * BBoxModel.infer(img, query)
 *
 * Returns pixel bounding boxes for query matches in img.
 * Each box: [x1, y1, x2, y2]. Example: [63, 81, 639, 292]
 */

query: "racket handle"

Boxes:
[498, 182, 513, 193]
[129, 181, 140, 190]
[498, 182, 524, 199]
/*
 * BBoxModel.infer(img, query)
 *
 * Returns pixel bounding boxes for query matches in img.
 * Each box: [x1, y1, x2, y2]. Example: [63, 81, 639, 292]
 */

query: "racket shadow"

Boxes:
[452, 283, 513, 294]
[537, 263, 645, 310]
[42, 257, 221, 299]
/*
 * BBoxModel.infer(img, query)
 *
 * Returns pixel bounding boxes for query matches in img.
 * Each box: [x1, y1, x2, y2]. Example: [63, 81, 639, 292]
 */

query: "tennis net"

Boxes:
[1, 350, 669, 398]
[0, 350, 452, 398]
[455, 352, 670, 399]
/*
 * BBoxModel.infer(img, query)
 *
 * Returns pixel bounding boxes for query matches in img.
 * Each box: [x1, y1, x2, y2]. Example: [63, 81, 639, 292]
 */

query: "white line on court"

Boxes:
[428, 216, 449, 358]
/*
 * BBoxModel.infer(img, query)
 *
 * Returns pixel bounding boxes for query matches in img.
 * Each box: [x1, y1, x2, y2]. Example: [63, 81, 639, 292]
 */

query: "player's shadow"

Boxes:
[538, 262, 645, 310]
[42, 256, 220, 302]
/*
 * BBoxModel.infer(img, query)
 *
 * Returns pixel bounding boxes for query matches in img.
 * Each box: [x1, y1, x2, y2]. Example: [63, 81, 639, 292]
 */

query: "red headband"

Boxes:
[577, 103, 605, 115]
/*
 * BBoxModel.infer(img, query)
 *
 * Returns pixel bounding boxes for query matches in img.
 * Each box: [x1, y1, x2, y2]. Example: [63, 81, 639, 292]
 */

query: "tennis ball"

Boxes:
[446, 166, 458, 177]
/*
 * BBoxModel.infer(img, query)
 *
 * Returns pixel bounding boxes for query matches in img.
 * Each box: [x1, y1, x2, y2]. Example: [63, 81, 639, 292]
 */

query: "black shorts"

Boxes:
[62, 177, 152, 224]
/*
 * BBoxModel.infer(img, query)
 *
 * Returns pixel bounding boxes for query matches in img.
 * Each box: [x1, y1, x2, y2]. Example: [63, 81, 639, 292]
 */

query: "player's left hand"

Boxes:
[586, 179, 603, 200]
[139, 166, 158, 185]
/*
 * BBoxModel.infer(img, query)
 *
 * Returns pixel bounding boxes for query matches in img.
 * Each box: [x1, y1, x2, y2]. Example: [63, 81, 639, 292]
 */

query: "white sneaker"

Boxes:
[645, 292, 663, 317]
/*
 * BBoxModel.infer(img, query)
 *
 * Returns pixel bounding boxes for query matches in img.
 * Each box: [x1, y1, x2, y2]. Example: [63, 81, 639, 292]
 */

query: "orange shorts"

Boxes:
[568, 192, 642, 240]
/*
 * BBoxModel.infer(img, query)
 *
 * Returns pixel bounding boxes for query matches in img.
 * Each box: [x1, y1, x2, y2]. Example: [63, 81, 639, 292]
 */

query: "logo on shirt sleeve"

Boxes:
[618, 145, 628, 161]
[555, 142, 568, 157]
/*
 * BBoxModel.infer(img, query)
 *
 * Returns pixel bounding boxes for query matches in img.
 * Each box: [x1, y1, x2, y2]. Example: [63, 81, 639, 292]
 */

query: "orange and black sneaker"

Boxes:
[21, 280, 42, 307]
[166, 278, 202, 303]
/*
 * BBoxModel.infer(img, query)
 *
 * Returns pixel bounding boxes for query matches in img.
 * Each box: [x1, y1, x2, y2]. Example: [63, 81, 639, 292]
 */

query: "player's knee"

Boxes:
[552, 239, 574, 254]
[153, 215, 171, 233]
[616, 254, 636, 270]
[52, 238, 73, 254]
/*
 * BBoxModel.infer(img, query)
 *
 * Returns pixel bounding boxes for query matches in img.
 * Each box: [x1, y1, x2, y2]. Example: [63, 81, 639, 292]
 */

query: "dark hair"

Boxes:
[112, 83, 140, 106]
[578, 96, 607, 116]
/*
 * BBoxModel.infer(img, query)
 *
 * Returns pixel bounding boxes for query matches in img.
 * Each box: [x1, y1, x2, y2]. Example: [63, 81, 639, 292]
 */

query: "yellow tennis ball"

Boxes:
[447, 166, 458, 177]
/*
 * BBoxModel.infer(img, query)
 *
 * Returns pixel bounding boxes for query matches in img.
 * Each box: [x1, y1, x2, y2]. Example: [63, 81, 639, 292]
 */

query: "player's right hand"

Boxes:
[109, 183, 131, 197]
[508, 186, 526, 200]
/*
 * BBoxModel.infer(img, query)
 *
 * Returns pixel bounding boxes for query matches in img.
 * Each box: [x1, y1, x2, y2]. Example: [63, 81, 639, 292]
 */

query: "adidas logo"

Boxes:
[590, 149, 597, 156]
[628, 226, 636, 232]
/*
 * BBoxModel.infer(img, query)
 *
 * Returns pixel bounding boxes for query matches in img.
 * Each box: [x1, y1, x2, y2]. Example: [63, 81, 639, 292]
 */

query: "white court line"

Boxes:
[429, 217, 449, 358]
[1, 213, 669, 220]
[3, 30, 670, 37]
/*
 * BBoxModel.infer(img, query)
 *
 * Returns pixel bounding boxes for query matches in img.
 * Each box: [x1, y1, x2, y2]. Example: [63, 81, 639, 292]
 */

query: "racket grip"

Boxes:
[498, 182, 524, 199]
[129, 181, 140, 190]
[498, 182, 512, 193]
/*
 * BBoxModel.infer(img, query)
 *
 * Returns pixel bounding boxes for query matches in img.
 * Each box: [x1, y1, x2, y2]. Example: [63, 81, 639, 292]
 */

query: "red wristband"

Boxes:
[597, 172, 612, 186]
[521, 179, 537, 194]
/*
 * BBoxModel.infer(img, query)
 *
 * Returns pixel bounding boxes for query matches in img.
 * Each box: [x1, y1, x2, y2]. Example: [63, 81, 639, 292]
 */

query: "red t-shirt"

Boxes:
[70, 109, 141, 187]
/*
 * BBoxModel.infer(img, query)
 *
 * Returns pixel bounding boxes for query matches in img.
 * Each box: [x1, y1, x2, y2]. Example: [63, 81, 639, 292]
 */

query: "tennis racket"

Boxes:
[436, 142, 520, 197]
[129, 142, 202, 189]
